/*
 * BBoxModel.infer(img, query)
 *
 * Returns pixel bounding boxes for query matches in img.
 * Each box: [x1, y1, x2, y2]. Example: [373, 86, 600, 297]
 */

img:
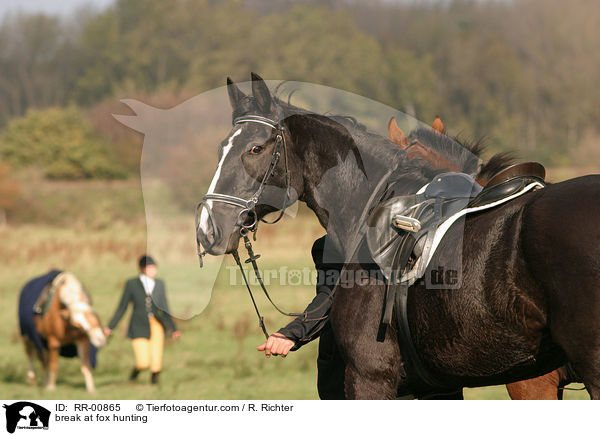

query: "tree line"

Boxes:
[1, 0, 599, 166]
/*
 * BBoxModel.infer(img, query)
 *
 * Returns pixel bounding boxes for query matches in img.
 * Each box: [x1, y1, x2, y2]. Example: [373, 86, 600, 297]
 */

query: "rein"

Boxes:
[195, 113, 327, 340]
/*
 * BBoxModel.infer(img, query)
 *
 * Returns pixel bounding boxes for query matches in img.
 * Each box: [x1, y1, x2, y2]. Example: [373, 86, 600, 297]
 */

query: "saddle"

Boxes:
[366, 162, 546, 396]
[367, 172, 481, 284]
[33, 280, 60, 317]
[32, 272, 79, 318]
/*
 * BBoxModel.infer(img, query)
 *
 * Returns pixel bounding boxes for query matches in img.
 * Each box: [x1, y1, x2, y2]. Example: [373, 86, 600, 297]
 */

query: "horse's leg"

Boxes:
[22, 337, 37, 386]
[331, 265, 403, 400]
[506, 371, 560, 400]
[76, 339, 95, 393]
[344, 360, 400, 400]
[554, 346, 600, 399]
[45, 337, 60, 390]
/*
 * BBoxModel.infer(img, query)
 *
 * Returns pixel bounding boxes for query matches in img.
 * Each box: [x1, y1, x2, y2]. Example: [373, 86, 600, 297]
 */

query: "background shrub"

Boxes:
[0, 106, 127, 180]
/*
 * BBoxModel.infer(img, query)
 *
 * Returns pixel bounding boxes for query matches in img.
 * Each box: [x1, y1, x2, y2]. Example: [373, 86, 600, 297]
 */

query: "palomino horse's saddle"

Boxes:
[33, 276, 62, 317]
[366, 162, 546, 397]
[33, 272, 92, 318]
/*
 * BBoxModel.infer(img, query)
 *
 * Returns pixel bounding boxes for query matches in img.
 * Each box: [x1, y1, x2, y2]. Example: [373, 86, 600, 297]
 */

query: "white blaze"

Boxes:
[199, 128, 242, 235]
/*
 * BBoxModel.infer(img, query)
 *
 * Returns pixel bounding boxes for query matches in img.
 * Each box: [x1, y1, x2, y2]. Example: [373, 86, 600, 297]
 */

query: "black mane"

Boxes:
[409, 127, 515, 179]
[271, 89, 514, 186]
[272, 94, 439, 185]
[409, 128, 481, 176]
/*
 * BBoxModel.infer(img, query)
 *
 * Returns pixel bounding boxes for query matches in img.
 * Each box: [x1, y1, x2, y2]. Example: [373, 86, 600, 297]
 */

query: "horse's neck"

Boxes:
[295, 117, 403, 259]
[56, 273, 85, 309]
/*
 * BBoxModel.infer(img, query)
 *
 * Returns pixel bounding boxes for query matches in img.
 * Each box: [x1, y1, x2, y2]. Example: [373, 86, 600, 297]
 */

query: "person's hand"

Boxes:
[257, 333, 295, 358]
[103, 327, 112, 336]
[172, 330, 182, 340]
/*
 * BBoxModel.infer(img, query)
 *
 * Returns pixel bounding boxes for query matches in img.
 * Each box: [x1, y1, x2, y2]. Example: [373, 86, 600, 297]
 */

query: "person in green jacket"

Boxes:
[104, 255, 181, 384]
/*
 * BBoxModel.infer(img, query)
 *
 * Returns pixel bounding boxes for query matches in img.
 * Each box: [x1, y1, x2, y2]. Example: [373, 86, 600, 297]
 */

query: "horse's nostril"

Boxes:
[197, 224, 218, 251]
[205, 228, 215, 244]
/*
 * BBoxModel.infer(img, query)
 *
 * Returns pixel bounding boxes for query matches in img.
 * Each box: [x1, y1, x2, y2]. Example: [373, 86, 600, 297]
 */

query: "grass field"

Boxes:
[0, 192, 589, 400]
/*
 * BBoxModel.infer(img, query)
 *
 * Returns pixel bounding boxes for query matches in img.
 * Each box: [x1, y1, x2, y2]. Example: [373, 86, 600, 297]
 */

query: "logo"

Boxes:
[2, 402, 50, 433]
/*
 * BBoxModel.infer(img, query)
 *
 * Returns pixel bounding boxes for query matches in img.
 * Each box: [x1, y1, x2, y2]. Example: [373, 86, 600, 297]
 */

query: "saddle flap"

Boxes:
[366, 195, 418, 279]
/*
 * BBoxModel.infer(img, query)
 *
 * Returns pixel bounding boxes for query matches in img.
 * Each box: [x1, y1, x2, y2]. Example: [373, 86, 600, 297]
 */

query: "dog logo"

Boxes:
[3, 402, 50, 433]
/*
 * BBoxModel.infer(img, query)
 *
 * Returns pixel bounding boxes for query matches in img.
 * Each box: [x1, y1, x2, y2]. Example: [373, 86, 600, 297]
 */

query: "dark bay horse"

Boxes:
[197, 73, 600, 399]
[387, 116, 583, 399]
[20, 272, 106, 392]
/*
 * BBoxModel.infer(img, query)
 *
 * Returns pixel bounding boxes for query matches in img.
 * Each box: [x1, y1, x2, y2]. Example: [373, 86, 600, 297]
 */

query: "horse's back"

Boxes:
[522, 175, 600, 291]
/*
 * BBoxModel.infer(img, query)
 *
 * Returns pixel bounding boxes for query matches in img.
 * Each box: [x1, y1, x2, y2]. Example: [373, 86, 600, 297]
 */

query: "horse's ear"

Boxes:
[388, 117, 408, 149]
[432, 116, 445, 134]
[227, 77, 246, 109]
[250, 72, 272, 113]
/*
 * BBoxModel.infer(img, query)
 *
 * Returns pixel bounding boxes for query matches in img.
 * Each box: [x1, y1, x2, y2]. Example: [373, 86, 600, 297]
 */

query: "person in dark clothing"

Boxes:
[104, 255, 181, 384]
[256, 235, 346, 399]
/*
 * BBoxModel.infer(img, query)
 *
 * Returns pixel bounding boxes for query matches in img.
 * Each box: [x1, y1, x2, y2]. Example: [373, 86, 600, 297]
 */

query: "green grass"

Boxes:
[0, 211, 325, 400]
[0, 196, 589, 399]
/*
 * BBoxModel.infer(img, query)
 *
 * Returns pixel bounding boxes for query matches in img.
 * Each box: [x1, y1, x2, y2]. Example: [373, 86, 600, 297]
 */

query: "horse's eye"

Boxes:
[250, 145, 263, 155]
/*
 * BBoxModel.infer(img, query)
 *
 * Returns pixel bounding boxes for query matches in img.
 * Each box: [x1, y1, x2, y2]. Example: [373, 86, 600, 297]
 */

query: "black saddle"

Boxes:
[367, 172, 482, 284]
[368, 162, 546, 397]
[469, 162, 545, 208]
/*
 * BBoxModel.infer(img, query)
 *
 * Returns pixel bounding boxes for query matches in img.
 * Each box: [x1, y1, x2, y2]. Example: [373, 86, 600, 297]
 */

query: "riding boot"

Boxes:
[129, 368, 140, 381]
[151, 371, 160, 384]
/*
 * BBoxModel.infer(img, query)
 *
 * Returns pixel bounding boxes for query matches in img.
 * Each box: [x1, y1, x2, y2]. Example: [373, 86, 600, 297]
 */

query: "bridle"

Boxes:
[195, 112, 329, 340]
[197, 113, 291, 240]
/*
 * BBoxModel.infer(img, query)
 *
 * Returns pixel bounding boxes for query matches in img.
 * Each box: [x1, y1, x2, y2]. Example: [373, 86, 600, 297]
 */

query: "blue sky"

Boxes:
[0, 0, 115, 18]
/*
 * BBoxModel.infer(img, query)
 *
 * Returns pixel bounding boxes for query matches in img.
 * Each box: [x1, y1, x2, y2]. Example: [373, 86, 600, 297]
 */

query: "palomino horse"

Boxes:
[20, 272, 106, 392]
[197, 73, 600, 399]
[387, 116, 582, 399]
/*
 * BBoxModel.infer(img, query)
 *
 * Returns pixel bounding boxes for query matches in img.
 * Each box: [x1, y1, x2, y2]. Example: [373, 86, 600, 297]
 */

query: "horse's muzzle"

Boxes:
[196, 202, 247, 257]
[89, 327, 106, 348]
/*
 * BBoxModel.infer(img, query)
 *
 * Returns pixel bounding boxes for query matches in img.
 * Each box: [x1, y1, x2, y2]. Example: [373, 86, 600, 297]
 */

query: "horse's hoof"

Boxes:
[26, 375, 36, 386]
[46, 384, 56, 391]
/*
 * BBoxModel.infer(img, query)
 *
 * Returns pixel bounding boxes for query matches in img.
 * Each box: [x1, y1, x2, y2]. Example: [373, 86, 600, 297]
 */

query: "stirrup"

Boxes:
[392, 215, 422, 232]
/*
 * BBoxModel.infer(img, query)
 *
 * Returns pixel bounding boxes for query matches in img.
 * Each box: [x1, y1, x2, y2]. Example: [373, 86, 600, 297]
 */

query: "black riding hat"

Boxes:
[138, 255, 157, 268]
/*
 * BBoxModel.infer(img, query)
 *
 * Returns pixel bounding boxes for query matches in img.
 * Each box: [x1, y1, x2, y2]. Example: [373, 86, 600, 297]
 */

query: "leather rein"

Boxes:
[195, 113, 329, 339]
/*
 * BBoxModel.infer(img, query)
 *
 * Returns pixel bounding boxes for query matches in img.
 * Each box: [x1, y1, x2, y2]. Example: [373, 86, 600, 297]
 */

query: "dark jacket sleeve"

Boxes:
[277, 235, 344, 351]
[154, 280, 177, 333]
[108, 280, 132, 330]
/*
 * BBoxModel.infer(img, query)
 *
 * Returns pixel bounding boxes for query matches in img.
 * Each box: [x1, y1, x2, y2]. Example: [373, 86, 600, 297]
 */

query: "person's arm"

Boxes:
[107, 281, 132, 331]
[155, 281, 179, 336]
[258, 235, 342, 356]
[277, 280, 335, 350]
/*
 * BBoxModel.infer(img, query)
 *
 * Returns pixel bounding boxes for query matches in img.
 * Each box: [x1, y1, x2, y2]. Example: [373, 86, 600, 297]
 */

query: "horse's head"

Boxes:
[196, 73, 301, 256]
[56, 273, 106, 348]
[388, 115, 487, 183]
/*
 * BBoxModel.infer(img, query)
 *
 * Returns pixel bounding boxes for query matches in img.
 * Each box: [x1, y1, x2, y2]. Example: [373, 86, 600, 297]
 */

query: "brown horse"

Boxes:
[23, 272, 106, 392]
[387, 116, 581, 399]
